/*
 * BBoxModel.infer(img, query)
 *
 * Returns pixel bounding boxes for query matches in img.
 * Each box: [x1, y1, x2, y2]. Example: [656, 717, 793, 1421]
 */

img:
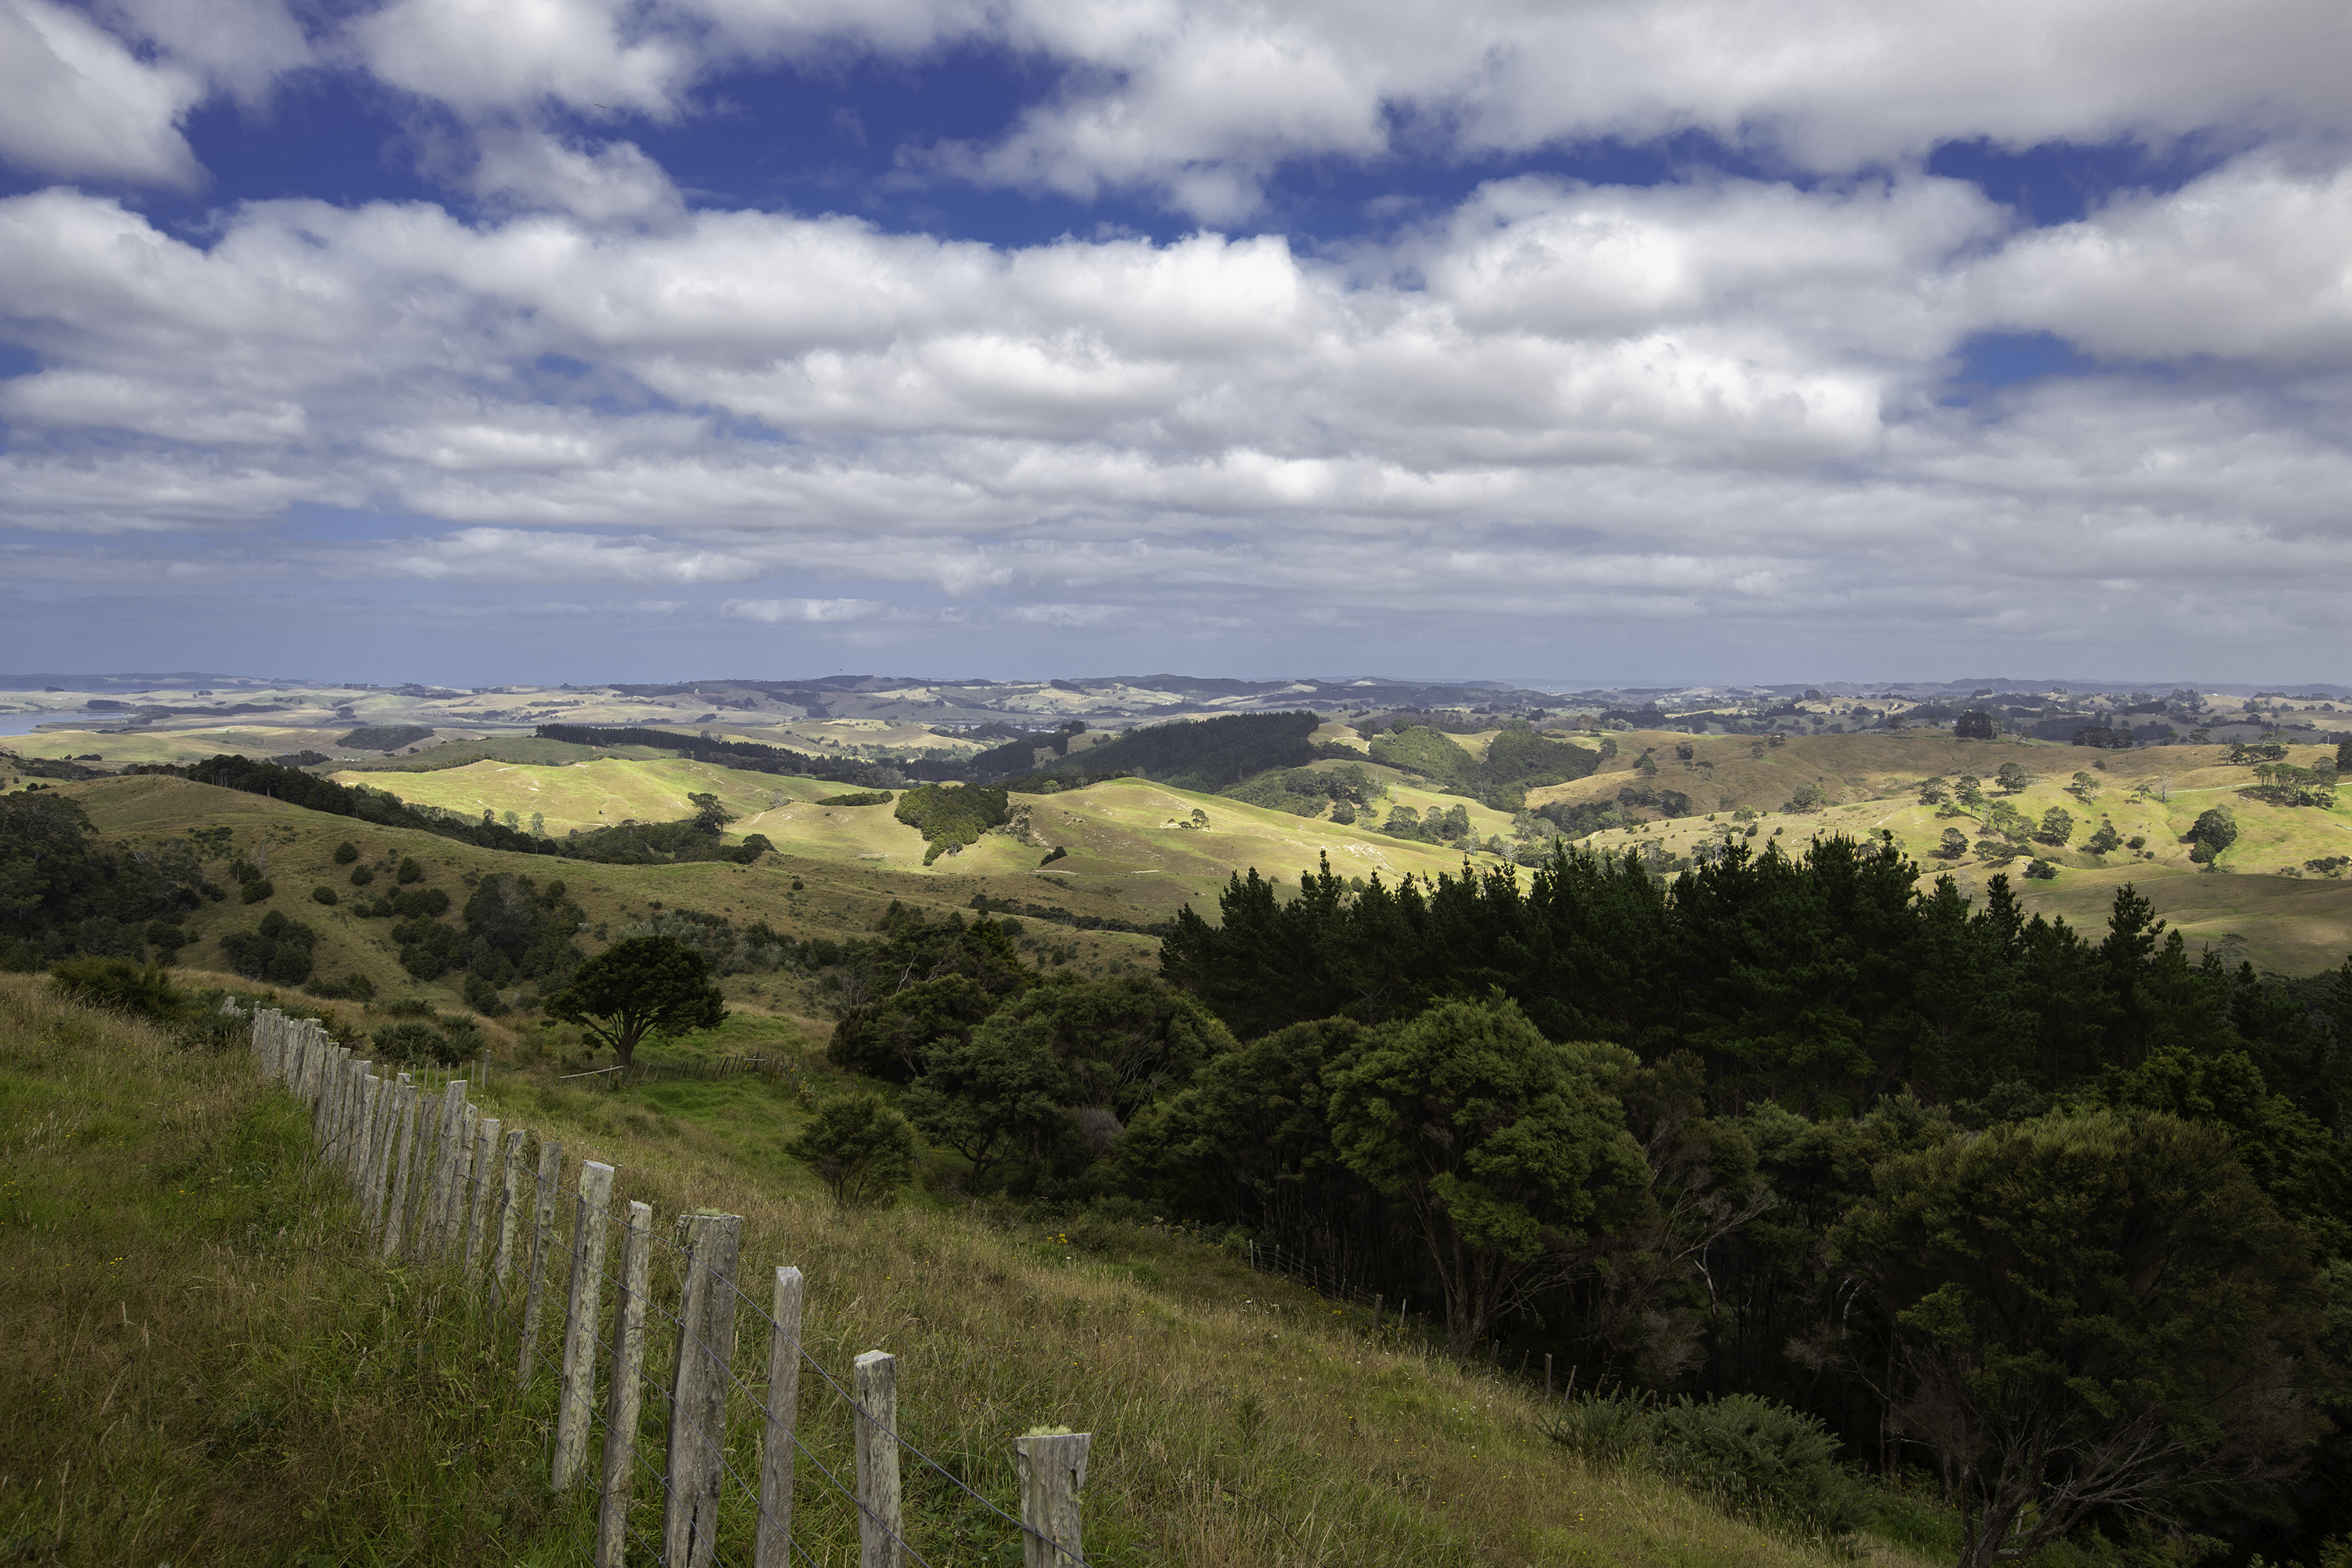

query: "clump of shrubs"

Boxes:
[1546, 1390, 1862, 1537]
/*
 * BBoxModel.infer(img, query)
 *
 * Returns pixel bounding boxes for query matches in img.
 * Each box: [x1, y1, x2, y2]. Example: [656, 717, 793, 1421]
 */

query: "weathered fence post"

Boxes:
[554, 1160, 616, 1490]
[464, 1116, 500, 1278]
[365, 1072, 393, 1227]
[853, 1351, 903, 1568]
[1014, 1429, 1091, 1568]
[426, 1082, 469, 1258]
[517, 1139, 564, 1383]
[445, 1102, 480, 1258]
[1545, 1352, 1554, 1399]
[380, 1083, 421, 1258]
[663, 1212, 744, 1568]
[354, 1074, 382, 1222]
[596, 1200, 654, 1568]
[488, 1127, 528, 1316]
[754, 1265, 806, 1568]
[344, 1060, 372, 1181]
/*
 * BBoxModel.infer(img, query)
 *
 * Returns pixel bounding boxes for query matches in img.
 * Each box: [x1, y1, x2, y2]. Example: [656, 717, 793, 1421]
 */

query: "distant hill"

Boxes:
[1000, 711, 1325, 790]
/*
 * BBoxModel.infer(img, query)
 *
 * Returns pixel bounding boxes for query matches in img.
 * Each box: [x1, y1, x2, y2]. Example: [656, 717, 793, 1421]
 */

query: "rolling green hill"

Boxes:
[1533, 731, 2352, 974]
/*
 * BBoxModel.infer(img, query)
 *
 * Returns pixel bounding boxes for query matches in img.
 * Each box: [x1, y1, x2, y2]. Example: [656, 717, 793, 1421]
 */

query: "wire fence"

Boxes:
[242, 1002, 1095, 1567]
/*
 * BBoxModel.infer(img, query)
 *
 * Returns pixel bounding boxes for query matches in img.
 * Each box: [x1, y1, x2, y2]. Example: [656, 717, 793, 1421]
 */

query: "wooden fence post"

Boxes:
[517, 1139, 564, 1383]
[1014, 1430, 1091, 1568]
[344, 1060, 372, 1182]
[446, 1103, 480, 1259]
[464, 1117, 500, 1279]
[555, 1160, 616, 1490]
[1545, 1352, 1554, 1399]
[406, 1083, 441, 1258]
[853, 1351, 903, 1568]
[754, 1265, 806, 1568]
[596, 1200, 654, 1568]
[357, 1074, 384, 1222]
[488, 1127, 528, 1316]
[367, 1073, 396, 1230]
[663, 1212, 743, 1568]
[426, 1082, 469, 1258]
[380, 1083, 421, 1258]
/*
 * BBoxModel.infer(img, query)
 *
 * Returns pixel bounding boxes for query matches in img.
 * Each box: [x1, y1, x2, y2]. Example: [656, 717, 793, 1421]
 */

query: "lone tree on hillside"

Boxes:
[1994, 761, 2031, 793]
[1955, 710, 1996, 740]
[791, 1093, 919, 1207]
[2187, 805, 2240, 862]
[545, 935, 727, 1066]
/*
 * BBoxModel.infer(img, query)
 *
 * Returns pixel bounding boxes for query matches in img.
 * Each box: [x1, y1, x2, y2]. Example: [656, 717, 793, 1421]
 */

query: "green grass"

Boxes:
[0, 975, 586, 1563]
[4, 975, 1954, 1566]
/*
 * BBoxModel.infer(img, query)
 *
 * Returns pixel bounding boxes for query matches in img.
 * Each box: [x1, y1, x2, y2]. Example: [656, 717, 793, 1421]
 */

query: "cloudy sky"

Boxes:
[2, 0, 2348, 686]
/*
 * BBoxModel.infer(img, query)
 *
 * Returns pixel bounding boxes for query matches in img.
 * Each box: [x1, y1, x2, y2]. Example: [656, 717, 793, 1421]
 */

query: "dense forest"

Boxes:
[835, 837, 2352, 1565]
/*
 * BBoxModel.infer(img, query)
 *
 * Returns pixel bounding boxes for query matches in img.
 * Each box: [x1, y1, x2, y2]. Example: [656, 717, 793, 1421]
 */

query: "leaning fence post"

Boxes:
[488, 1127, 528, 1317]
[465, 1117, 500, 1279]
[664, 1212, 744, 1568]
[596, 1200, 654, 1568]
[380, 1083, 421, 1258]
[554, 1160, 616, 1490]
[853, 1351, 903, 1568]
[754, 1265, 806, 1568]
[1014, 1429, 1091, 1568]
[517, 1139, 564, 1383]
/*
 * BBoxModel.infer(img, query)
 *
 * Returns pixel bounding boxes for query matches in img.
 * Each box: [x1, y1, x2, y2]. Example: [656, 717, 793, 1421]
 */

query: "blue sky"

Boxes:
[2, 0, 2348, 687]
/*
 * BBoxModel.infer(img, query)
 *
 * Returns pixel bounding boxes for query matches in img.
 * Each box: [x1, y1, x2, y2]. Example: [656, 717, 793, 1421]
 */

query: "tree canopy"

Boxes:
[1835, 1110, 2325, 1567]
[544, 935, 727, 1065]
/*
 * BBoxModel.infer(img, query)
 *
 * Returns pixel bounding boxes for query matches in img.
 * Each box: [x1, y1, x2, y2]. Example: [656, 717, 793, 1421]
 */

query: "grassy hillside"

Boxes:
[331, 756, 1516, 915]
[1536, 732, 2352, 974]
[1, 974, 1944, 1566]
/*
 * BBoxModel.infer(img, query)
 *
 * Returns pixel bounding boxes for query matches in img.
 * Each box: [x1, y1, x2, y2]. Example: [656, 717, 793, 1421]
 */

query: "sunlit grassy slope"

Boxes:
[1, 975, 1942, 1568]
[1540, 731, 2352, 973]
[322, 757, 1512, 916]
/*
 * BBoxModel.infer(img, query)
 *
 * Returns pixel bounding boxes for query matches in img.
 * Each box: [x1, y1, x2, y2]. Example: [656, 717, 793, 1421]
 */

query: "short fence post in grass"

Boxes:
[853, 1351, 903, 1568]
[1372, 1294, 1383, 1332]
[488, 1127, 528, 1316]
[754, 1265, 806, 1568]
[380, 1083, 422, 1258]
[517, 1139, 564, 1383]
[464, 1117, 500, 1279]
[1014, 1428, 1091, 1568]
[596, 1199, 654, 1568]
[554, 1160, 616, 1490]
[663, 1212, 744, 1568]
[1545, 1352, 1554, 1399]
